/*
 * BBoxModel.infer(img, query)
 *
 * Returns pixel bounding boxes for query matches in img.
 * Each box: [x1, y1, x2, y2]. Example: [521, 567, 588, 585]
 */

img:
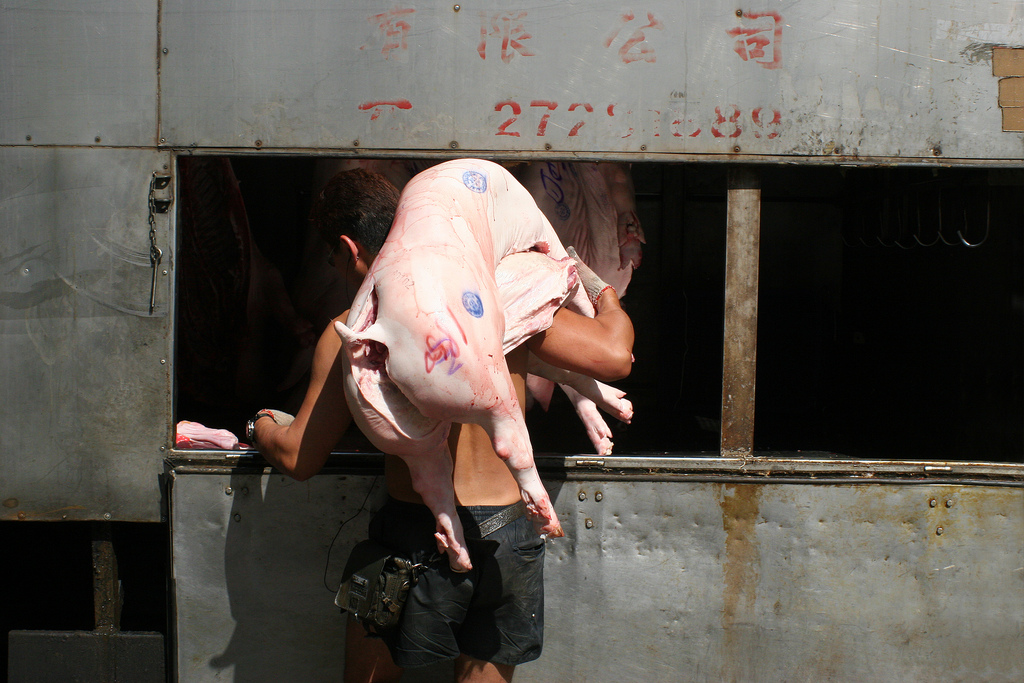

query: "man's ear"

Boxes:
[339, 234, 362, 262]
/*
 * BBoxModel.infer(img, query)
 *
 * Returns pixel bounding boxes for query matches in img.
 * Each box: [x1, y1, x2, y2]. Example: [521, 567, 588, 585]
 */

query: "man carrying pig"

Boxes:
[252, 166, 634, 683]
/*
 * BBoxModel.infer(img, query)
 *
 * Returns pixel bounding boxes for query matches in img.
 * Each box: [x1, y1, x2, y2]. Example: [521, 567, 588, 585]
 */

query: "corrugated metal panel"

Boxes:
[160, 0, 1024, 160]
[0, 147, 173, 522]
[0, 0, 158, 147]
[169, 461, 1024, 682]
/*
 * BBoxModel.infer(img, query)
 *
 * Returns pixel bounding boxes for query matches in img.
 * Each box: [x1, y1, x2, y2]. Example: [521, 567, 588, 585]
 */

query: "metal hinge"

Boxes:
[147, 173, 172, 314]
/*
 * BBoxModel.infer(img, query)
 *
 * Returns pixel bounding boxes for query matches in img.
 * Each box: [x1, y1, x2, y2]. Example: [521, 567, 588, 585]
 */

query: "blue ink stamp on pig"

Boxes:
[462, 170, 487, 194]
[462, 291, 484, 318]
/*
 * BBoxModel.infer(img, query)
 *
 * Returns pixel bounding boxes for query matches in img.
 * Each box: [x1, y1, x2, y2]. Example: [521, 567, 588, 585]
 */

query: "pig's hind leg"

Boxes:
[485, 410, 565, 539]
[398, 441, 474, 572]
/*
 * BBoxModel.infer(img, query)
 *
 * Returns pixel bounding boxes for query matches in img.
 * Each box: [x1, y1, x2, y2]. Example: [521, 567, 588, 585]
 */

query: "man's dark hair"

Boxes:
[310, 168, 400, 256]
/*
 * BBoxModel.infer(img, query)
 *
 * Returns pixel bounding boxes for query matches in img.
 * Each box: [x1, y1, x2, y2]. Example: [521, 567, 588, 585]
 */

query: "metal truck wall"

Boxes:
[1, 1, 170, 520]
[158, 0, 1024, 159]
[0, 147, 173, 522]
[170, 465, 1024, 682]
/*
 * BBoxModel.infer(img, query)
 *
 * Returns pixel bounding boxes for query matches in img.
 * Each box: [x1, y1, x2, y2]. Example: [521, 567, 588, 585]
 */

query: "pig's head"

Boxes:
[334, 319, 449, 456]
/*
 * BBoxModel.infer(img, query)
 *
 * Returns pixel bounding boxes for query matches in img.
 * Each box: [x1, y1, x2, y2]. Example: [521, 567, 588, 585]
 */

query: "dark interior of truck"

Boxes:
[174, 156, 1023, 463]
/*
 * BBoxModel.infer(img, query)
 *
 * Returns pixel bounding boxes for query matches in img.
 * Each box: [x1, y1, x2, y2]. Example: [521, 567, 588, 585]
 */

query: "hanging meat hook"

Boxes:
[957, 192, 990, 248]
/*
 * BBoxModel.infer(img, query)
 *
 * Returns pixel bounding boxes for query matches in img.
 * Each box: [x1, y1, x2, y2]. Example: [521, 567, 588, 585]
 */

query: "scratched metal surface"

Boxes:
[170, 465, 1023, 682]
[0, 0, 158, 147]
[158, 0, 1024, 160]
[0, 147, 173, 522]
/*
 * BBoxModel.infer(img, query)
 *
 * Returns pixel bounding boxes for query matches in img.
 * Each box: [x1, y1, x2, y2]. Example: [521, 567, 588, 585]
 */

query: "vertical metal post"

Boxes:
[721, 167, 761, 456]
[91, 522, 122, 634]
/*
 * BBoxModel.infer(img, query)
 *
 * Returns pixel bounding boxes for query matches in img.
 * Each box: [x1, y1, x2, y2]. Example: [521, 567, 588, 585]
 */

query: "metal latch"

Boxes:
[147, 173, 171, 314]
[151, 175, 172, 213]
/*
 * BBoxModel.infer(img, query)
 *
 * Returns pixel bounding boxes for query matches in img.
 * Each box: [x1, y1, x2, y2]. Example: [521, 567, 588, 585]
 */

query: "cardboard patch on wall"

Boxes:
[993, 48, 1024, 132]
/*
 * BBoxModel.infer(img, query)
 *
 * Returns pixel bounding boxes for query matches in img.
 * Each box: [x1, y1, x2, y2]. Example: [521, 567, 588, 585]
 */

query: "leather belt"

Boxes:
[477, 501, 527, 537]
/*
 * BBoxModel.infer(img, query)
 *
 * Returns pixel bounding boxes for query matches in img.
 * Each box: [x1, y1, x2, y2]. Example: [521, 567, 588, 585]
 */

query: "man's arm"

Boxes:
[253, 314, 354, 481]
[526, 288, 634, 382]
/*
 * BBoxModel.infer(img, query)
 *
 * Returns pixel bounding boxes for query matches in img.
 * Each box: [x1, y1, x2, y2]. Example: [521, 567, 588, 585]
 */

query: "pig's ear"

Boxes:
[334, 320, 387, 351]
[334, 320, 362, 348]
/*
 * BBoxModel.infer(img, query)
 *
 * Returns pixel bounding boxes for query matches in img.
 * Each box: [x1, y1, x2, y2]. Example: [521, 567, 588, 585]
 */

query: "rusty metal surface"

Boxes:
[91, 522, 122, 633]
[0, 147, 174, 522]
[170, 462, 1023, 682]
[157, 0, 1024, 160]
[721, 168, 761, 456]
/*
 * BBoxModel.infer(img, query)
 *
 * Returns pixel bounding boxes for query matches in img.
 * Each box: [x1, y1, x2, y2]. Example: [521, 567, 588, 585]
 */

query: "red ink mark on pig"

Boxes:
[425, 335, 462, 375]
[446, 306, 469, 345]
[362, 9, 415, 59]
[604, 12, 664, 64]
[478, 11, 536, 63]
[359, 100, 413, 121]
[727, 11, 782, 69]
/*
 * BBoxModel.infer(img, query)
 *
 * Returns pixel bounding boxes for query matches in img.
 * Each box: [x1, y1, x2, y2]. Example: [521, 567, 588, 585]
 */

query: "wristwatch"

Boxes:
[246, 410, 276, 448]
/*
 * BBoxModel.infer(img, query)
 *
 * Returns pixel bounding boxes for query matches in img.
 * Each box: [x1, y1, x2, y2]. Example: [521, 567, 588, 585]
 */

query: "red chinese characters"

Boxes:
[478, 11, 536, 63]
[727, 11, 783, 70]
[604, 11, 664, 64]
[362, 8, 416, 59]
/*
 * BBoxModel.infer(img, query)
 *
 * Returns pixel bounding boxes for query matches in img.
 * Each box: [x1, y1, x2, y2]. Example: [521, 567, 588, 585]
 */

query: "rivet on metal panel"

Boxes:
[353, 140, 360, 147]
[585, 518, 594, 529]
[640, 145, 647, 151]
[255, 140, 263, 148]
[595, 492, 603, 502]
[453, 4, 460, 11]
[95, 136, 102, 143]
[159, 446, 166, 452]
[945, 499, 953, 508]
[936, 526, 944, 535]
[736, 9, 743, 16]
[225, 487, 233, 496]
[578, 491, 587, 501]
[159, 137, 166, 144]
[929, 498, 937, 507]
[233, 514, 242, 522]
[162, 48, 168, 54]
[450, 141, 459, 149]
[545, 143, 552, 151]
[162, 270, 168, 276]
[932, 146, 942, 156]
[18, 511, 26, 519]
[103, 513, 111, 520]
[25, 135, 31, 141]
[733, 145, 741, 153]
[160, 359, 167, 365]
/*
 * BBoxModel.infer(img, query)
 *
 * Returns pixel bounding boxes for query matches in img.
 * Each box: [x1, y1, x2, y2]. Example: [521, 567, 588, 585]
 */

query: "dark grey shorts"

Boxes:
[367, 497, 545, 668]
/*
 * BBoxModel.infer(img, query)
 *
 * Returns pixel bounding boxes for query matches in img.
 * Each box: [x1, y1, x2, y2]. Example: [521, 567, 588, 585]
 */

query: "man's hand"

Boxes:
[261, 409, 295, 428]
[248, 409, 295, 449]
[567, 246, 614, 306]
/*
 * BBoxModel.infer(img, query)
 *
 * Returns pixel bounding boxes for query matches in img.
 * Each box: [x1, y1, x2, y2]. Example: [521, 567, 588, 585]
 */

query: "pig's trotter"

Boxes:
[519, 487, 564, 538]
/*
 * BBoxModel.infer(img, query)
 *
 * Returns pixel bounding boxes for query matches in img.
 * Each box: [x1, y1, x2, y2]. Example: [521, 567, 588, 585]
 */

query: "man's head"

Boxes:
[310, 168, 400, 272]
